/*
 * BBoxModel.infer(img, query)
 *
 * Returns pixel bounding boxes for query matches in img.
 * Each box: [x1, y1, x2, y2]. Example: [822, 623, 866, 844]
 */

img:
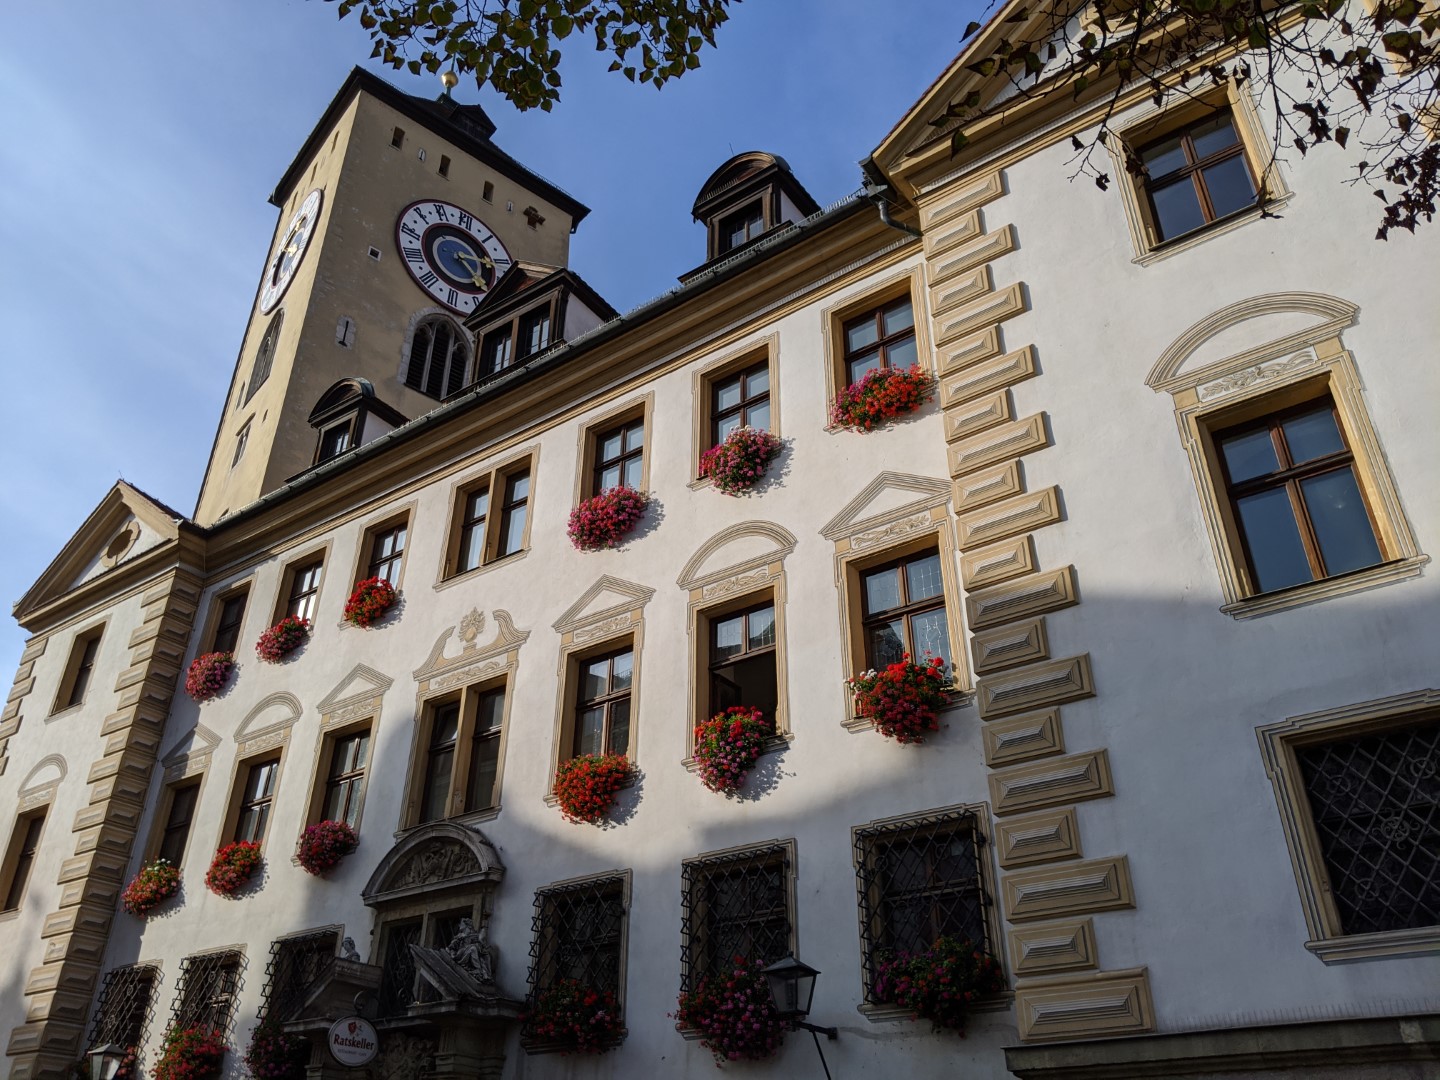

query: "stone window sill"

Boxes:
[1306, 925, 1440, 965]
[1221, 556, 1428, 620]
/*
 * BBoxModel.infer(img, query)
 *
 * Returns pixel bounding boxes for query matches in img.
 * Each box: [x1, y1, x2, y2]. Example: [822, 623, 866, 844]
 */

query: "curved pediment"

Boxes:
[362, 822, 504, 907]
[234, 692, 303, 752]
[19, 755, 66, 797]
[677, 521, 797, 591]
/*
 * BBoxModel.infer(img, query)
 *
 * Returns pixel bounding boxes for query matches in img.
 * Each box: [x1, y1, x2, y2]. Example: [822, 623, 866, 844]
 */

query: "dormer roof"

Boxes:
[691, 151, 820, 223]
[308, 378, 408, 429]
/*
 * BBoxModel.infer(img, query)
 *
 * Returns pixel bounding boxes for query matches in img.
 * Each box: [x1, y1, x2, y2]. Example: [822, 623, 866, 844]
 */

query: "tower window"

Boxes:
[517, 309, 551, 360]
[368, 246, 382, 261]
[246, 311, 283, 403]
[439, 155, 451, 178]
[231, 421, 251, 468]
[404, 317, 470, 400]
[718, 202, 765, 253]
[482, 181, 494, 202]
[390, 127, 405, 149]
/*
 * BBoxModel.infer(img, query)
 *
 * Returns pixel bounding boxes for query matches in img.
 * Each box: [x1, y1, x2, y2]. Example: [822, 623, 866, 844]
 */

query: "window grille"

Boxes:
[527, 874, 626, 1002]
[88, 964, 159, 1051]
[377, 920, 422, 1016]
[679, 843, 792, 993]
[404, 318, 469, 400]
[853, 808, 994, 1002]
[261, 929, 338, 1023]
[1295, 719, 1440, 935]
[169, 951, 243, 1035]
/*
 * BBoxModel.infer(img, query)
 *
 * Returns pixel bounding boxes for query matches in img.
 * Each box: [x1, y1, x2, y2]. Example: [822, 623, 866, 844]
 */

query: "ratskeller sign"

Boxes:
[327, 1016, 380, 1067]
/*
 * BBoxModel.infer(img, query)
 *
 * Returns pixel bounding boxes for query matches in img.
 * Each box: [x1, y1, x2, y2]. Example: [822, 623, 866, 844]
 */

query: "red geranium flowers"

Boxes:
[204, 841, 262, 897]
[830, 364, 935, 431]
[296, 820, 358, 876]
[185, 652, 234, 703]
[553, 754, 633, 824]
[848, 653, 949, 743]
[692, 707, 771, 794]
[254, 616, 310, 663]
[343, 577, 397, 628]
[524, 978, 624, 1054]
[872, 937, 1005, 1034]
[120, 858, 181, 918]
[673, 955, 788, 1065]
[567, 487, 649, 551]
[699, 427, 782, 495]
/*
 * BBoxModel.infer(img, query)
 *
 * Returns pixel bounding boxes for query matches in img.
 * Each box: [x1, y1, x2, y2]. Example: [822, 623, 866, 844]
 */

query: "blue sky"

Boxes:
[0, 2, 976, 670]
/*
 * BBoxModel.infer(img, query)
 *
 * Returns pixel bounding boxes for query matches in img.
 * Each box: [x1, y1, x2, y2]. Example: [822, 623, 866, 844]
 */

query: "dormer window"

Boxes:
[518, 308, 551, 359]
[464, 263, 618, 385]
[480, 328, 514, 377]
[718, 202, 765, 254]
[302, 378, 408, 474]
[318, 422, 353, 462]
[688, 151, 821, 270]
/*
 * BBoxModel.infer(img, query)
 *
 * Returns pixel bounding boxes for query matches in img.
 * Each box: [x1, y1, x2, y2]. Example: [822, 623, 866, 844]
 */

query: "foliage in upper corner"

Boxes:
[329, 0, 739, 112]
[937, 0, 1437, 238]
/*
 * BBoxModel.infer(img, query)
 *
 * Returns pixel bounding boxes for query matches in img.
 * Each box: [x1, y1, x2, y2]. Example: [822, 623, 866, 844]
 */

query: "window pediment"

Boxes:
[363, 821, 504, 908]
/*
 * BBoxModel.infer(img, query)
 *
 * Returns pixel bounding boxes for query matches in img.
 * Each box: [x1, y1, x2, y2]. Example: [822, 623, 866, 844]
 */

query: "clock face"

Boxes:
[260, 188, 323, 314]
[396, 200, 513, 315]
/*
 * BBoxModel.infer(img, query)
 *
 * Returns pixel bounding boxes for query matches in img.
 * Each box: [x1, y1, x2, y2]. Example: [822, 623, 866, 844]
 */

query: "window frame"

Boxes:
[403, 315, 471, 401]
[1136, 110, 1258, 244]
[821, 272, 931, 420]
[272, 549, 328, 627]
[0, 808, 48, 914]
[355, 513, 411, 590]
[858, 548, 954, 673]
[246, 311, 283, 404]
[168, 949, 244, 1037]
[679, 839, 796, 996]
[440, 450, 538, 583]
[88, 962, 160, 1053]
[203, 584, 250, 656]
[52, 623, 106, 715]
[300, 720, 374, 834]
[841, 295, 919, 388]
[1257, 689, 1440, 963]
[550, 628, 645, 795]
[404, 677, 513, 827]
[261, 927, 341, 1024]
[477, 296, 562, 379]
[152, 779, 203, 870]
[219, 752, 285, 852]
[716, 200, 766, 255]
[687, 584, 791, 760]
[574, 395, 653, 506]
[690, 336, 781, 489]
[570, 645, 636, 759]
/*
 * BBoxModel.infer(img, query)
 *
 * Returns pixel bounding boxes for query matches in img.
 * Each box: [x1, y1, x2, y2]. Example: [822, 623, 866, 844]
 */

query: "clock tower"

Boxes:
[193, 67, 589, 526]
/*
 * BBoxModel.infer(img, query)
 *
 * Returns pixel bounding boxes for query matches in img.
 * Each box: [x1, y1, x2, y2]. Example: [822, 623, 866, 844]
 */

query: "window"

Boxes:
[233, 758, 280, 845]
[377, 905, 486, 1014]
[842, 296, 917, 386]
[413, 682, 508, 824]
[390, 126, 405, 149]
[170, 951, 242, 1034]
[1258, 692, 1440, 962]
[282, 557, 324, 623]
[860, 547, 953, 672]
[317, 421, 352, 462]
[231, 421, 251, 468]
[247, 313, 282, 403]
[517, 308, 551, 359]
[480, 327, 513, 376]
[708, 601, 777, 723]
[364, 520, 408, 586]
[526, 874, 628, 1046]
[438, 154, 451, 178]
[710, 360, 771, 445]
[54, 626, 104, 712]
[1138, 110, 1257, 244]
[208, 590, 248, 655]
[261, 929, 338, 1023]
[718, 202, 765, 253]
[88, 963, 159, 1052]
[482, 180, 494, 202]
[321, 728, 370, 827]
[680, 842, 793, 993]
[404, 317, 469, 400]
[573, 647, 633, 758]
[156, 782, 200, 867]
[1213, 396, 1382, 594]
[853, 806, 998, 1004]
[593, 418, 645, 494]
[1, 810, 46, 912]
[446, 459, 533, 577]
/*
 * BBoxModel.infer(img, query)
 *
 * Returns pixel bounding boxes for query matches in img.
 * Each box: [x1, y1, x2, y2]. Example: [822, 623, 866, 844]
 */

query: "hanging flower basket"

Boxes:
[692, 707, 772, 794]
[553, 754, 633, 824]
[343, 577, 397, 628]
[566, 487, 649, 551]
[185, 652, 234, 703]
[120, 858, 181, 918]
[699, 427, 783, 495]
[524, 978, 624, 1054]
[254, 616, 310, 663]
[673, 955, 788, 1065]
[153, 1025, 225, 1080]
[848, 653, 949, 744]
[872, 937, 1005, 1034]
[296, 820, 358, 877]
[243, 1018, 308, 1080]
[204, 841, 262, 897]
[830, 364, 936, 432]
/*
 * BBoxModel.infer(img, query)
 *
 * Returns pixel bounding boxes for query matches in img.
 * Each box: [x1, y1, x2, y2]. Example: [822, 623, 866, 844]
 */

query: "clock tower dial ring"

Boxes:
[396, 200, 513, 315]
[260, 188, 323, 314]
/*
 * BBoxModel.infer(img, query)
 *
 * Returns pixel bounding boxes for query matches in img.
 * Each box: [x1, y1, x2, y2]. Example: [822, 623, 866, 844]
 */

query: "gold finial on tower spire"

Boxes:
[440, 69, 459, 94]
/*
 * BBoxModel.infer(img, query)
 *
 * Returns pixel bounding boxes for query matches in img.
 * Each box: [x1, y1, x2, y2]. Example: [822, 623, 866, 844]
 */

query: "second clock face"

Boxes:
[260, 188, 323, 314]
[396, 200, 513, 315]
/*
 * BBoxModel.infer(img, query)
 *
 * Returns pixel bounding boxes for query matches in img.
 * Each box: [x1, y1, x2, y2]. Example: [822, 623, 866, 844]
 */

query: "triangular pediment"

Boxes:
[316, 664, 395, 717]
[161, 723, 221, 769]
[15, 481, 187, 620]
[678, 522, 798, 590]
[552, 576, 655, 634]
[821, 472, 951, 541]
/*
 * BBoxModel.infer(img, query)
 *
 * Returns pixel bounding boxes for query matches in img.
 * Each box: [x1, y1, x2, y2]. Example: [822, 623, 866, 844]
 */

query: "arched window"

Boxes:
[246, 311, 283, 404]
[405, 317, 470, 400]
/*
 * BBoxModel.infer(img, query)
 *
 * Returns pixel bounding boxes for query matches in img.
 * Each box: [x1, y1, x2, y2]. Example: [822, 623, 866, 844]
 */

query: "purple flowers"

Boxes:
[296, 819, 358, 876]
[693, 707, 771, 793]
[873, 937, 1004, 1034]
[699, 426, 782, 495]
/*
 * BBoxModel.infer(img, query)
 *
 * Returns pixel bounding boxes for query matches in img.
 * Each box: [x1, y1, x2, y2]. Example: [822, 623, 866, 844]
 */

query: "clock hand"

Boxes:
[453, 250, 494, 287]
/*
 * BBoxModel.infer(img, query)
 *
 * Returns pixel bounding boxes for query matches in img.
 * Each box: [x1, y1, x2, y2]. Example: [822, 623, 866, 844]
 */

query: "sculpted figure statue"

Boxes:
[446, 917, 494, 985]
[339, 936, 361, 961]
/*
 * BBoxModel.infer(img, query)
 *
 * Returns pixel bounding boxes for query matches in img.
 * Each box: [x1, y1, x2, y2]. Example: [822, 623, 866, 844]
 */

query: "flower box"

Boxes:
[243, 1018, 308, 1080]
[830, 364, 935, 431]
[848, 653, 948, 744]
[185, 652, 234, 703]
[204, 841, 262, 897]
[296, 819, 358, 876]
[673, 956, 788, 1065]
[567, 487, 649, 551]
[524, 978, 624, 1054]
[872, 937, 1005, 1034]
[154, 1025, 225, 1080]
[120, 858, 181, 918]
[254, 616, 310, 663]
[553, 754, 633, 824]
[692, 707, 772, 794]
[699, 427, 782, 495]
[343, 577, 397, 628]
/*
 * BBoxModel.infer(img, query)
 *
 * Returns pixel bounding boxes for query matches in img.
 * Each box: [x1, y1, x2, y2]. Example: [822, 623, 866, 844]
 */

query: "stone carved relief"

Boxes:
[459, 608, 486, 643]
[1197, 349, 1318, 400]
[677, 520, 797, 592]
[820, 471, 949, 543]
[234, 691, 303, 745]
[553, 576, 655, 634]
[701, 569, 773, 601]
[415, 609, 529, 703]
[375, 1034, 437, 1080]
[388, 842, 482, 892]
[572, 614, 632, 644]
[316, 664, 394, 721]
[851, 512, 933, 551]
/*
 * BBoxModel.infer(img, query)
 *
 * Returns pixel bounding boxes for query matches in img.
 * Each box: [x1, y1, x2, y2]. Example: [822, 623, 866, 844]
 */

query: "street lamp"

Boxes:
[86, 1044, 126, 1080]
[761, 955, 837, 1079]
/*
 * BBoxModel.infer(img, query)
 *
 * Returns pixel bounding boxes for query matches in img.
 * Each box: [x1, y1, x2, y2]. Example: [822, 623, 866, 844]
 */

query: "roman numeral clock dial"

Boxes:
[395, 200, 512, 315]
[259, 188, 323, 314]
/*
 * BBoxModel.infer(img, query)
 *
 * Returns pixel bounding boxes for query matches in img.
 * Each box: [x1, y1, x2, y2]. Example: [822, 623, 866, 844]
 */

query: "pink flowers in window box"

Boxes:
[120, 858, 181, 918]
[872, 936, 1005, 1034]
[830, 364, 935, 431]
[692, 707, 772, 794]
[566, 487, 649, 551]
[254, 616, 310, 663]
[153, 1025, 225, 1080]
[848, 653, 949, 744]
[699, 427, 782, 495]
[524, 979, 624, 1054]
[343, 577, 397, 628]
[296, 819, 358, 877]
[243, 1018, 308, 1080]
[553, 754, 633, 824]
[673, 955, 788, 1065]
[185, 652, 234, 703]
[204, 841, 262, 897]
